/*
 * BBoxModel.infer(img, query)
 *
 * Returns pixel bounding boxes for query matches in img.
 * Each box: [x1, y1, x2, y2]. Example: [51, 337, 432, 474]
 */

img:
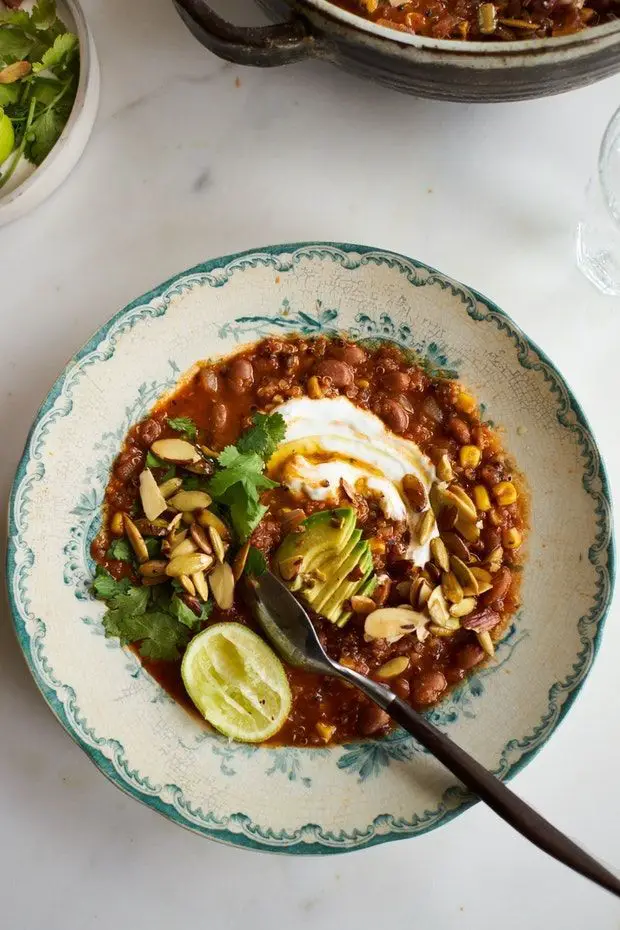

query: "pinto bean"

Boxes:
[411, 670, 447, 706]
[136, 418, 161, 447]
[359, 704, 390, 736]
[457, 643, 486, 670]
[315, 359, 354, 388]
[446, 416, 471, 445]
[114, 450, 143, 482]
[337, 345, 367, 366]
[384, 370, 410, 393]
[392, 677, 410, 700]
[480, 463, 503, 487]
[380, 399, 409, 434]
[211, 402, 228, 435]
[199, 368, 220, 395]
[227, 358, 254, 394]
[481, 566, 512, 608]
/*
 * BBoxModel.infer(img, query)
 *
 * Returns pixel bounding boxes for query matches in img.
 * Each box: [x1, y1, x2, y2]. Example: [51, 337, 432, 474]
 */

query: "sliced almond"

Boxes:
[123, 514, 149, 563]
[449, 597, 477, 617]
[151, 438, 201, 464]
[233, 540, 251, 581]
[167, 512, 183, 534]
[189, 522, 212, 555]
[441, 571, 463, 604]
[166, 552, 213, 578]
[0, 60, 31, 84]
[416, 509, 436, 545]
[449, 555, 479, 595]
[138, 560, 168, 578]
[179, 574, 196, 597]
[210, 562, 235, 609]
[168, 490, 212, 513]
[441, 531, 470, 562]
[429, 619, 460, 636]
[192, 571, 209, 601]
[364, 606, 426, 644]
[169, 537, 198, 559]
[415, 577, 433, 609]
[350, 595, 377, 615]
[426, 586, 451, 627]
[139, 468, 168, 522]
[376, 656, 410, 680]
[196, 509, 231, 540]
[158, 477, 183, 499]
[486, 545, 504, 573]
[430, 537, 450, 573]
[477, 630, 495, 657]
[208, 525, 226, 563]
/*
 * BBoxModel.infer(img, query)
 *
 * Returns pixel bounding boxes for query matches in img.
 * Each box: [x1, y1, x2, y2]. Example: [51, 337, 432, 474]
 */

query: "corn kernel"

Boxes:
[110, 511, 125, 536]
[307, 375, 322, 399]
[369, 537, 386, 555]
[473, 485, 491, 512]
[437, 453, 454, 482]
[356, 379, 370, 389]
[456, 392, 476, 414]
[503, 527, 522, 550]
[493, 481, 518, 506]
[316, 722, 336, 742]
[488, 508, 502, 527]
[459, 445, 482, 469]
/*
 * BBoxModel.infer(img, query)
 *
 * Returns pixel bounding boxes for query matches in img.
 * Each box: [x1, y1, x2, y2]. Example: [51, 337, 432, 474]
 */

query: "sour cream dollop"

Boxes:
[268, 396, 438, 564]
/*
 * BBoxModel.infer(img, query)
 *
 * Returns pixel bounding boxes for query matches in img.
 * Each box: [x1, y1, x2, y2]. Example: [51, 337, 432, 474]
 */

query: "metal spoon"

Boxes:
[245, 571, 620, 898]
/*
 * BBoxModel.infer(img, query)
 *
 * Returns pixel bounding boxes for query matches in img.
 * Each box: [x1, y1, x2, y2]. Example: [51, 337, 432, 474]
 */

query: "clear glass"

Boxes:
[576, 106, 620, 297]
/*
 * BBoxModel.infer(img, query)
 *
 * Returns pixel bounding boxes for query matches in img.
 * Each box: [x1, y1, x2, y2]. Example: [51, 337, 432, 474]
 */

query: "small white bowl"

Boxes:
[0, 0, 99, 227]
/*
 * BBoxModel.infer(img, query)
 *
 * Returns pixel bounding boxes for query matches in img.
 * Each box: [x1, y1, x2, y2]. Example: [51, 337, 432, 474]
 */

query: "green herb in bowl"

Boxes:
[0, 0, 80, 191]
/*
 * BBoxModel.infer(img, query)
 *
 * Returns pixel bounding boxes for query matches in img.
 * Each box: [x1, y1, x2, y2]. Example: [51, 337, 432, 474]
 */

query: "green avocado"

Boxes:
[274, 506, 376, 627]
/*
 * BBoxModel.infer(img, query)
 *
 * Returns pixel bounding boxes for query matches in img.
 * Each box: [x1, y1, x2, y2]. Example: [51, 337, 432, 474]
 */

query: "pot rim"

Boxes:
[303, 0, 620, 55]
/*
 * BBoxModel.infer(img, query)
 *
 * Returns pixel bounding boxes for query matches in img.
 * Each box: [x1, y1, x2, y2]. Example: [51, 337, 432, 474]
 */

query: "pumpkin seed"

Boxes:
[441, 571, 463, 604]
[151, 438, 200, 464]
[437, 504, 458, 532]
[110, 511, 125, 537]
[179, 574, 196, 597]
[158, 477, 183, 499]
[425, 561, 441, 584]
[416, 509, 436, 545]
[486, 546, 503, 573]
[455, 514, 480, 543]
[477, 630, 495, 656]
[168, 490, 212, 513]
[134, 518, 169, 537]
[196, 509, 231, 540]
[430, 537, 450, 572]
[166, 552, 213, 578]
[441, 531, 471, 562]
[449, 555, 479, 595]
[280, 556, 303, 581]
[376, 656, 410, 680]
[190, 522, 213, 555]
[475, 580, 493, 594]
[281, 508, 306, 534]
[364, 606, 426, 644]
[446, 486, 477, 522]
[169, 537, 198, 559]
[449, 597, 477, 617]
[182, 512, 195, 525]
[141, 576, 167, 587]
[210, 562, 235, 609]
[233, 540, 251, 581]
[471, 566, 492, 584]
[123, 514, 149, 563]
[372, 574, 392, 606]
[208, 525, 226, 563]
[139, 468, 168, 522]
[138, 559, 168, 579]
[350, 595, 377, 615]
[167, 512, 183, 534]
[192, 571, 209, 601]
[436, 453, 454, 483]
[426, 586, 451, 627]
[429, 618, 460, 636]
[396, 580, 412, 599]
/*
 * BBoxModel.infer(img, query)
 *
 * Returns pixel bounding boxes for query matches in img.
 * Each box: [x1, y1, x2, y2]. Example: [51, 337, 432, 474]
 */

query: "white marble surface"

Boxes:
[1, 0, 619, 926]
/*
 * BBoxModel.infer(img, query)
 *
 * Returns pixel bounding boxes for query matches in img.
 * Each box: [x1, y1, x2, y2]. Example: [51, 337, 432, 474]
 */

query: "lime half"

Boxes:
[182, 623, 292, 743]
[0, 110, 14, 166]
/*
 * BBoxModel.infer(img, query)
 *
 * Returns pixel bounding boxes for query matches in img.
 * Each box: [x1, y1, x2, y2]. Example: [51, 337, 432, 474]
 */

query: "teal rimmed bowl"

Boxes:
[7, 242, 614, 854]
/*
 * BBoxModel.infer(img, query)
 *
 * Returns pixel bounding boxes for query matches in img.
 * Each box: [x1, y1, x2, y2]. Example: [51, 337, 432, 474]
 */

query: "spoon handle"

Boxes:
[341, 667, 620, 898]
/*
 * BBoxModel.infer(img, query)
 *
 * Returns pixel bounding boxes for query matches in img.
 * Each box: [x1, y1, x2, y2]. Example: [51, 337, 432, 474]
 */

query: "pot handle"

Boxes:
[173, 1, 318, 66]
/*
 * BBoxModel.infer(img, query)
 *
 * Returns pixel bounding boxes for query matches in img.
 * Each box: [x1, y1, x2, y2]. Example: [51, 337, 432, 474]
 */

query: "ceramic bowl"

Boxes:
[0, 0, 100, 228]
[174, 0, 620, 103]
[7, 242, 614, 854]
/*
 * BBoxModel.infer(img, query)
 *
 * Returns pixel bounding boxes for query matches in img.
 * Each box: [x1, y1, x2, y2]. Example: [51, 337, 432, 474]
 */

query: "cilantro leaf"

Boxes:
[107, 538, 133, 562]
[181, 476, 210, 492]
[169, 595, 201, 629]
[146, 450, 165, 468]
[0, 28, 36, 64]
[168, 416, 197, 441]
[33, 31, 77, 73]
[245, 546, 267, 578]
[103, 608, 190, 661]
[25, 100, 67, 165]
[31, 0, 58, 31]
[92, 566, 131, 600]
[209, 448, 276, 498]
[236, 412, 286, 461]
[0, 84, 20, 107]
[145, 537, 160, 559]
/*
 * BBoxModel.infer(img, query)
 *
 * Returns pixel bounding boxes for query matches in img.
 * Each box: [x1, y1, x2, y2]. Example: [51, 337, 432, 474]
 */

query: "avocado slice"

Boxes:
[274, 506, 377, 627]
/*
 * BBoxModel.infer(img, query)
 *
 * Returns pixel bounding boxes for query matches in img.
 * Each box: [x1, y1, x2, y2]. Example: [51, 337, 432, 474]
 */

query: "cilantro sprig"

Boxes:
[168, 416, 198, 442]
[207, 413, 285, 542]
[0, 0, 80, 190]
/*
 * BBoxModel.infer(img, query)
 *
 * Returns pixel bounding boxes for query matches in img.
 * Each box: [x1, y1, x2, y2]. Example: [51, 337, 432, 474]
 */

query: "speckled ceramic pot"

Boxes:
[173, 0, 620, 102]
[7, 242, 614, 853]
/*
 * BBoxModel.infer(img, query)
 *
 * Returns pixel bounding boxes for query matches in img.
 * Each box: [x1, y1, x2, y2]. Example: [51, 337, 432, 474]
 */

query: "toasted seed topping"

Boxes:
[350, 595, 377, 615]
[151, 438, 201, 464]
[139, 468, 168, 522]
[196, 509, 230, 540]
[192, 571, 209, 601]
[169, 537, 198, 559]
[110, 511, 125, 537]
[449, 597, 477, 617]
[138, 560, 168, 578]
[427, 586, 451, 627]
[179, 574, 196, 597]
[477, 630, 495, 656]
[165, 552, 213, 578]
[430, 537, 450, 573]
[168, 490, 212, 513]
[376, 656, 410, 680]
[441, 571, 464, 604]
[123, 514, 149, 564]
[441, 531, 470, 562]
[364, 606, 425, 644]
[449, 555, 479, 595]
[436, 453, 454, 483]
[210, 562, 235, 609]
[233, 540, 251, 581]
[189, 522, 213, 555]
[158, 477, 183, 500]
[208, 525, 226, 563]
[416, 509, 436, 545]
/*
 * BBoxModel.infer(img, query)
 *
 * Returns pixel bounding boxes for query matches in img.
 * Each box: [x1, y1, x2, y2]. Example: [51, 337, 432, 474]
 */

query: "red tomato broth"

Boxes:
[92, 334, 527, 746]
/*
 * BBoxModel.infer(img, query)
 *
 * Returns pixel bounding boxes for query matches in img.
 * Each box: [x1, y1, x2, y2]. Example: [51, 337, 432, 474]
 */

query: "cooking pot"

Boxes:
[173, 0, 620, 102]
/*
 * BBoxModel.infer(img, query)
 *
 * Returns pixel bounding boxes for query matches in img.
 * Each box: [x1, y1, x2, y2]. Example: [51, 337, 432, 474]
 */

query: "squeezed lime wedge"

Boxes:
[181, 623, 292, 743]
[0, 110, 15, 166]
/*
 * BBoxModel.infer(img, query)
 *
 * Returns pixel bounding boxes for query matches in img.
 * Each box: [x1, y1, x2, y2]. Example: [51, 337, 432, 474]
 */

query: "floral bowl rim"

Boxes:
[6, 241, 616, 855]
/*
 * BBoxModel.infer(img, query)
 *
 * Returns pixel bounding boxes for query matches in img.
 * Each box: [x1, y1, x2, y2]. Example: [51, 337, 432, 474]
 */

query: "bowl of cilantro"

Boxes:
[0, 0, 99, 226]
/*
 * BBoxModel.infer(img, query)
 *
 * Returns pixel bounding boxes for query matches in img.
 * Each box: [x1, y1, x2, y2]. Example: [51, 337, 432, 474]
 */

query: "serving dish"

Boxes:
[0, 0, 99, 228]
[7, 242, 614, 853]
[173, 0, 620, 103]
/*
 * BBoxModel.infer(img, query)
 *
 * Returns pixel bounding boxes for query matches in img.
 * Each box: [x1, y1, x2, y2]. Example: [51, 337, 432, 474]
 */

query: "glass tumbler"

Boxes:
[577, 106, 620, 296]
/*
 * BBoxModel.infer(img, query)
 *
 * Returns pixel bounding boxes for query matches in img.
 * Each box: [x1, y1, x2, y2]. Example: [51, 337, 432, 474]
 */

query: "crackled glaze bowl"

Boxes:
[7, 243, 614, 854]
